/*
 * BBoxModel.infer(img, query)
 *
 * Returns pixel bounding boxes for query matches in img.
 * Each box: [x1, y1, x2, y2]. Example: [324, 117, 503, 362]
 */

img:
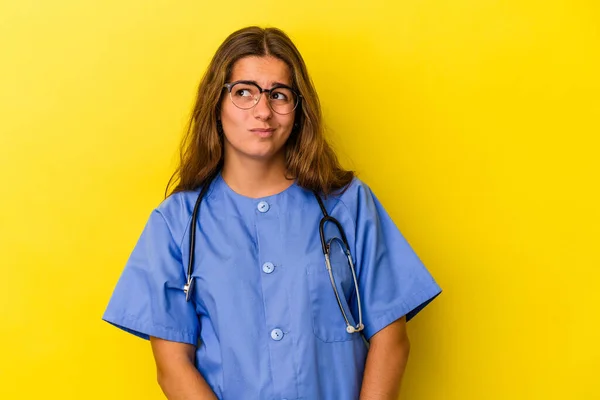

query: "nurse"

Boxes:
[103, 26, 441, 400]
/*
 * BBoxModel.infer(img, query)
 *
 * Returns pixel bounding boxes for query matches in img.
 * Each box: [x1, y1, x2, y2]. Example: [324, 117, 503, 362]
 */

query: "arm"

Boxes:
[359, 316, 411, 400]
[150, 336, 218, 400]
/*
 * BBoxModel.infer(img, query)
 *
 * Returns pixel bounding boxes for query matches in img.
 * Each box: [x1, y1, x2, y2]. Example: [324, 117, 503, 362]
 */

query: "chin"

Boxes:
[224, 136, 289, 163]
[246, 149, 280, 161]
[243, 143, 286, 161]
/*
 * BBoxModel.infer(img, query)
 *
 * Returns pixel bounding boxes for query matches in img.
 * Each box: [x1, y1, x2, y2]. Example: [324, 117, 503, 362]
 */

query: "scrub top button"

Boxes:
[270, 328, 284, 341]
[257, 201, 270, 213]
[262, 262, 275, 274]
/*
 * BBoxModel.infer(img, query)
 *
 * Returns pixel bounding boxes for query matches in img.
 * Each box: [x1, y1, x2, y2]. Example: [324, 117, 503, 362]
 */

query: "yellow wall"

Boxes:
[1, 0, 598, 398]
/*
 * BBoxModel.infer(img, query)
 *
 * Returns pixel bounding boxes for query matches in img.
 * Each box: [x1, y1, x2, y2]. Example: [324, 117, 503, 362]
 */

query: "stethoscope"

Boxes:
[183, 175, 365, 336]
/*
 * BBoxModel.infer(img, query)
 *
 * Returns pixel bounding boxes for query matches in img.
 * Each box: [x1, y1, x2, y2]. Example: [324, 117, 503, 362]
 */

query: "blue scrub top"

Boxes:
[103, 174, 441, 400]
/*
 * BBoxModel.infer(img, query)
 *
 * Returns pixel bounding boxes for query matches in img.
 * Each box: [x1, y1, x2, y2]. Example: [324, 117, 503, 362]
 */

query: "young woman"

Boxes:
[103, 26, 441, 400]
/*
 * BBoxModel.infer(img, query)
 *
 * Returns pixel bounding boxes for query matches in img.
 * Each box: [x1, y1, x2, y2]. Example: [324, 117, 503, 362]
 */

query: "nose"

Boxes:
[252, 92, 272, 120]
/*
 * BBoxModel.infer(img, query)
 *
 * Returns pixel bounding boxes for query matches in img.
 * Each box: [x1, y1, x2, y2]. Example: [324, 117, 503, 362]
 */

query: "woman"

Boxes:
[103, 26, 441, 400]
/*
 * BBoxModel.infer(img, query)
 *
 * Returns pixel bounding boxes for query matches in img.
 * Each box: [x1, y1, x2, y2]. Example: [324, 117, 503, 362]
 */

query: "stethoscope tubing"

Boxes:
[183, 175, 366, 344]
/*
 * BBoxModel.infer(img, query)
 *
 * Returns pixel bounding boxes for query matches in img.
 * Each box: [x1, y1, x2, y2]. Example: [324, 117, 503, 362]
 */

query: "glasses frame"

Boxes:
[223, 80, 302, 115]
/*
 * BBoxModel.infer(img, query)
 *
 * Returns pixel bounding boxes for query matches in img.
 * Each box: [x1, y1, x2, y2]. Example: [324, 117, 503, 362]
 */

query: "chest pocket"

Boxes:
[306, 255, 359, 342]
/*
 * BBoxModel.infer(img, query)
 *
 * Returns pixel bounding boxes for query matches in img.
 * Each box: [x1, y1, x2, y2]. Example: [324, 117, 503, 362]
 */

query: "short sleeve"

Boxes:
[102, 209, 200, 345]
[347, 181, 442, 340]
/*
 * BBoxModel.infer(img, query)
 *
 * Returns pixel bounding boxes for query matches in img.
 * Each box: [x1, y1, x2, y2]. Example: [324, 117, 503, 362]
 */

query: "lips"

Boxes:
[250, 128, 275, 133]
[250, 128, 275, 137]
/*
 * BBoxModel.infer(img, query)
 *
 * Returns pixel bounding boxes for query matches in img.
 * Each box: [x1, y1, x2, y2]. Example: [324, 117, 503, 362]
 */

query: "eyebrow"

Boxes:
[234, 79, 293, 88]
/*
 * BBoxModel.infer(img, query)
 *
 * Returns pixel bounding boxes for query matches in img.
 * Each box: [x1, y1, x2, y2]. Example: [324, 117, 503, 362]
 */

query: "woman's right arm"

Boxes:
[150, 336, 218, 400]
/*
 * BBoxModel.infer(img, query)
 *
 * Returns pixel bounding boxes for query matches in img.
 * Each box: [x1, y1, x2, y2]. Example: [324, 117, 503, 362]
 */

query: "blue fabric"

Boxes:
[103, 174, 441, 400]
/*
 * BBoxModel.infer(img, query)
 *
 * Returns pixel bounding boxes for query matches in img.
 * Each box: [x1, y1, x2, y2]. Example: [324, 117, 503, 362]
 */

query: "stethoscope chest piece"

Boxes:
[346, 323, 365, 334]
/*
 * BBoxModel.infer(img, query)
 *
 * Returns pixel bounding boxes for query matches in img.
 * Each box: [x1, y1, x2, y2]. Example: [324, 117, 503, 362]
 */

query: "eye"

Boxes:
[231, 83, 258, 99]
[271, 92, 287, 100]
[234, 88, 253, 97]
[270, 89, 292, 102]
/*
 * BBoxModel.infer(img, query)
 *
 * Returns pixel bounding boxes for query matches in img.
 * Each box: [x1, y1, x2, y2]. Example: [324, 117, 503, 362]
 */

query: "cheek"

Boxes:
[221, 104, 247, 130]
[278, 115, 295, 132]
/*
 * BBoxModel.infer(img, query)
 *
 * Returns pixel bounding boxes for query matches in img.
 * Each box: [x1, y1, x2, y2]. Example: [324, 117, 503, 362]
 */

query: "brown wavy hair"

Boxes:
[166, 26, 354, 197]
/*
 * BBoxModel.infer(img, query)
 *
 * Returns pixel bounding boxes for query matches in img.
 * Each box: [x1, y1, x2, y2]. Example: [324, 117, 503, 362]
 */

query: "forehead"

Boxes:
[229, 56, 292, 86]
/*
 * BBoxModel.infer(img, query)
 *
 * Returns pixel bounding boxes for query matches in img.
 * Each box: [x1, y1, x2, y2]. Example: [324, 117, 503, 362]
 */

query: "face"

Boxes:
[220, 56, 296, 164]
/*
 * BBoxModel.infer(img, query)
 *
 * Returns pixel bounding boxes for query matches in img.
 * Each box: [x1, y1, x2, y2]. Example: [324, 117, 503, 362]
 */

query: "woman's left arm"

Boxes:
[359, 316, 411, 400]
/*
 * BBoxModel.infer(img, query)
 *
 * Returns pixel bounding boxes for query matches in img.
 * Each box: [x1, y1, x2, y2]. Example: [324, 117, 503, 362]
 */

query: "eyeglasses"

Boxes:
[223, 80, 301, 115]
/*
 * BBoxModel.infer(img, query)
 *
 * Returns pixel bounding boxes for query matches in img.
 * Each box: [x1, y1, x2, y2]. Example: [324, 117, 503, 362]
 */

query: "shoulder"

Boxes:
[331, 176, 377, 216]
[151, 189, 203, 246]
[326, 176, 397, 235]
[155, 189, 200, 218]
[336, 176, 372, 199]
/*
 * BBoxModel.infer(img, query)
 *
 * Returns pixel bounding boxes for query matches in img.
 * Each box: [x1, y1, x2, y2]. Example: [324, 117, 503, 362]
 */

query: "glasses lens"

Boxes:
[230, 83, 260, 109]
[268, 87, 298, 115]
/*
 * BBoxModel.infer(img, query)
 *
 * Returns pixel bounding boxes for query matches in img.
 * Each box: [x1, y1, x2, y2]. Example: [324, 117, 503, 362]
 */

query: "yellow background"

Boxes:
[1, 0, 598, 398]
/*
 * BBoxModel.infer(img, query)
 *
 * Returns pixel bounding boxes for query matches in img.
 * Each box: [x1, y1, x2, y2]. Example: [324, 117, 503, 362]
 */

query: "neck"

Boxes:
[221, 152, 292, 198]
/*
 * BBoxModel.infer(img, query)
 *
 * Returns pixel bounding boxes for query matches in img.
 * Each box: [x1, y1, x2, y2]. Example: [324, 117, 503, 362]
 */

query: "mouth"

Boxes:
[249, 128, 276, 137]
